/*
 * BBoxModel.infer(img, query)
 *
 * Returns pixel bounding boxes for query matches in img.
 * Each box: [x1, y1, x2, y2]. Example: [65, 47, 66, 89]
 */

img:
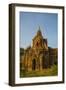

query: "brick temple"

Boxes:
[20, 27, 58, 71]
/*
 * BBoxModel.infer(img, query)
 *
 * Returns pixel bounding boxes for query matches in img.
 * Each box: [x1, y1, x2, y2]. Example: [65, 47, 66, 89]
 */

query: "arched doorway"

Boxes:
[42, 56, 44, 69]
[32, 59, 36, 70]
[42, 55, 48, 69]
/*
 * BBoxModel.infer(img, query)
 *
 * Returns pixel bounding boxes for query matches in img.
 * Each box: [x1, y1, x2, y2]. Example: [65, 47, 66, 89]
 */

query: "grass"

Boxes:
[20, 65, 58, 78]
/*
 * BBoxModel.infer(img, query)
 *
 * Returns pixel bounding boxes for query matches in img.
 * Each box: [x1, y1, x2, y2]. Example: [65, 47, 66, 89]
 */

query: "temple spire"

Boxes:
[39, 26, 41, 31]
[37, 26, 42, 36]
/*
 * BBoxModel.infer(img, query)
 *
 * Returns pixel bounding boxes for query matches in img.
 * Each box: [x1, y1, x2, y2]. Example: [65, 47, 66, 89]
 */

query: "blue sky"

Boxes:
[20, 12, 58, 49]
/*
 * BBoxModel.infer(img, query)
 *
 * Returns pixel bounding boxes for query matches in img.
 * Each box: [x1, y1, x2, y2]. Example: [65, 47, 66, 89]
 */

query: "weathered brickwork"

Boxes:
[20, 27, 58, 71]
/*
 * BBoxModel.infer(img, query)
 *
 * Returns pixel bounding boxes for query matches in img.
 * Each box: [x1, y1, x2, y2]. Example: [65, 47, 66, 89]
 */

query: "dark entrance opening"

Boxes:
[42, 56, 44, 69]
[32, 59, 36, 70]
[42, 56, 48, 69]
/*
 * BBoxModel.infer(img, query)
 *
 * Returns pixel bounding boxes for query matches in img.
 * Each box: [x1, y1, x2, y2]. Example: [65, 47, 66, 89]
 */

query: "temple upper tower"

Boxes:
[32, 26, 48, 50]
